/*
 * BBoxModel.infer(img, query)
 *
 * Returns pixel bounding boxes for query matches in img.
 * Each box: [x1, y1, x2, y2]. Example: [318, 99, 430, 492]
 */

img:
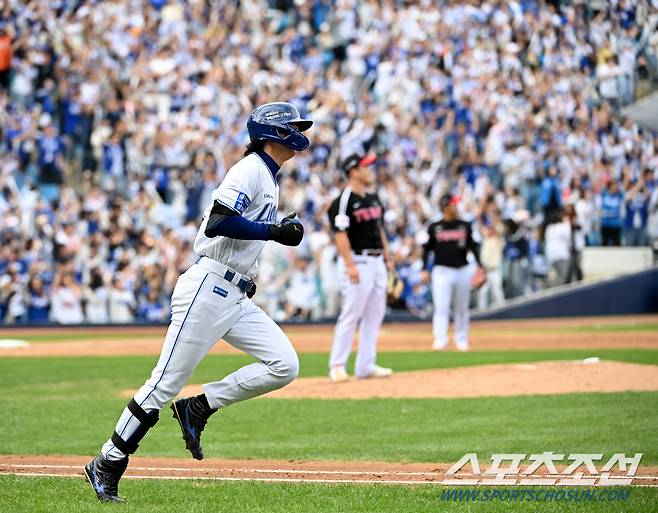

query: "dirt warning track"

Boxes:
[2, 455, 657, 487]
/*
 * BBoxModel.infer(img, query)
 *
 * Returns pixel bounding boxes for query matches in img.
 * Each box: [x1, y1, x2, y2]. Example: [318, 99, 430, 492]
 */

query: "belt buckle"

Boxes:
[237, 277, 256, 296]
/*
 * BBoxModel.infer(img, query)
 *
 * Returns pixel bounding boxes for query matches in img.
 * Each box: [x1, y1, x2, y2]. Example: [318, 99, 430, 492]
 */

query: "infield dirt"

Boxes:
[1, 316, 658, 357]
[121, 360, 658, 399]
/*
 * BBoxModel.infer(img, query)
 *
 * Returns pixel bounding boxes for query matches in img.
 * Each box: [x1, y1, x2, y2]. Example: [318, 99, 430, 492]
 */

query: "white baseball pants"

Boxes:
[431, 265, 471, 350]
[101, 258, 299, 460]
[329, 255, 387, 378]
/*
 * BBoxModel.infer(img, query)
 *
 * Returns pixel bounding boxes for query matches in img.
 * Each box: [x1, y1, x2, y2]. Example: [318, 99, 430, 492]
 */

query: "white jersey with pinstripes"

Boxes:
[193, 153, 279, 278]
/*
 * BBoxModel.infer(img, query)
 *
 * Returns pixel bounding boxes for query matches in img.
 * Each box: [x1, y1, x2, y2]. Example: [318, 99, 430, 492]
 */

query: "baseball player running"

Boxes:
[85, 102, 312, 502]
[421, 193, 484, 351]
[327, 154, 392, 382]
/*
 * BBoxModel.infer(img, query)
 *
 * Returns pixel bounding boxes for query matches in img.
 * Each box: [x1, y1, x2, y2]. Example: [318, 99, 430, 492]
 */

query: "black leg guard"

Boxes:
[111, 398, 160, 455]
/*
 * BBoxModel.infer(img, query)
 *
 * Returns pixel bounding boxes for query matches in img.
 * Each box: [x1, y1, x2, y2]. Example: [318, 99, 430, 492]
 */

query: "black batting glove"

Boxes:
[268, 212, 304, 246]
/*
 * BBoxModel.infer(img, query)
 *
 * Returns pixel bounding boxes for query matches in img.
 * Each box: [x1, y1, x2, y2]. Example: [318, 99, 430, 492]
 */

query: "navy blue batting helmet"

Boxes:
[247, 102, 313, 151]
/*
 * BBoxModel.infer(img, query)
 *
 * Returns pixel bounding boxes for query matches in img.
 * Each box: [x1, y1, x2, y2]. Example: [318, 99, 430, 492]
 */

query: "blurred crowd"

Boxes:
[1, 0, 658, 324]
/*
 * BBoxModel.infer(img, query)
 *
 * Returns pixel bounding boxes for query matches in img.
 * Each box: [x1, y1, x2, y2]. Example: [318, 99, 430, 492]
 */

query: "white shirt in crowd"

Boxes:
[109, 287, 136, 323]
[85, 287, 110, 324]
[286, 265, 319, 311]
[597, 62, 620, 99]
[544, 221, 571, 262]
[51, 287, 84, 324]
[480, 234, 504, 271]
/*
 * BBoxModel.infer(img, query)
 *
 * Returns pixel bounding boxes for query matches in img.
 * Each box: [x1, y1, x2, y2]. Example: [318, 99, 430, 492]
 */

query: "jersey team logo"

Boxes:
[234, 192, 251, 214]
[352, 205, 382, 223]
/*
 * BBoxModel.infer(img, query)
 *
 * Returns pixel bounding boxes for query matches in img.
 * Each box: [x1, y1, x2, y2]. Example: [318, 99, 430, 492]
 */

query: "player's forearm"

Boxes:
[422, 241, 433, 270]
[470, 243, 482, 266]
[422, 249, 431, 270]
[334, 232, 355, 266]
[380, 227, 390, 260]
[205, 209, 269, 240]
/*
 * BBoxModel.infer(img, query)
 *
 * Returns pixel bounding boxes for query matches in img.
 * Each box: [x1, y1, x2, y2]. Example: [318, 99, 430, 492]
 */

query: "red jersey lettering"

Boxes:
[434, 229, 466, 242]
[353, 205, 382, 223]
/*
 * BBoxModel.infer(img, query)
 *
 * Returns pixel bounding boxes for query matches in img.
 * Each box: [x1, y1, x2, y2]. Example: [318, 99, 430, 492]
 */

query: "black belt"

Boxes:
[223, 269, 256, 295]
[195, 256, 255, 295]
[354, 249, 383, 256]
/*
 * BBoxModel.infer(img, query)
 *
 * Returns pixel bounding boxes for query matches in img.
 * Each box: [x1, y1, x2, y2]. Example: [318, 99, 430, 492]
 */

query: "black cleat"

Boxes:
[84, 455, 128, 503]
[170, 396, 215, 460]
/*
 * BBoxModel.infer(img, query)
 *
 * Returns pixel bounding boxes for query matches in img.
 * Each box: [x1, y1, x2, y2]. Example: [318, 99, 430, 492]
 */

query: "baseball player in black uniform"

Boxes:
[326, 154, 393, 381]
[421, 193, 484, 351]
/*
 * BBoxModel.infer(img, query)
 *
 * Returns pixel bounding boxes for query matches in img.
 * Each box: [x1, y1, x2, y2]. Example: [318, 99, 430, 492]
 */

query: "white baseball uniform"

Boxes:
[431, 265, 471, 349]
[327, 188, 387, 378]
[423, 218, 480, 351]
[101, 153, 299, 461]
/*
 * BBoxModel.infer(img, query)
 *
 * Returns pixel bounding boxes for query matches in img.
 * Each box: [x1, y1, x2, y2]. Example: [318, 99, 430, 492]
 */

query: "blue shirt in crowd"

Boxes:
[624, 193, 649, 229]
[600, 190, 623, 228]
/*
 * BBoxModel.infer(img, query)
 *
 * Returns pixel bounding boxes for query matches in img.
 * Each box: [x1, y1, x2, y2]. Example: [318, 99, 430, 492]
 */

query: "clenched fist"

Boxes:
[268, 212, 304, 246]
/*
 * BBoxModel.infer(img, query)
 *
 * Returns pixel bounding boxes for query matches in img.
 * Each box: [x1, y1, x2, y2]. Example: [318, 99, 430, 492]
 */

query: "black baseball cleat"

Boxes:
[84, 455, 128, 503]
[171, 395, 215, 460]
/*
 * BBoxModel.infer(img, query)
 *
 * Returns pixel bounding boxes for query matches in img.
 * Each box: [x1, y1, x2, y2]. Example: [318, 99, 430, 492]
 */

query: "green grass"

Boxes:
[3, 392, 654, 463]
[471, 322, 658, 333]
[2, 348, 658, 392]
[0, 352, 656, 462]
[13, 332, 164, 343]
[0, 476, 656, 513]
[555, 322, 658, 333]
[1, 347, 656, 513]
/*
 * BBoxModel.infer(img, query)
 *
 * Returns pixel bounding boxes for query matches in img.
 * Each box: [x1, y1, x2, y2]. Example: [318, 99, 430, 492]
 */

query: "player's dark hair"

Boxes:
[244, 139, 266, 156]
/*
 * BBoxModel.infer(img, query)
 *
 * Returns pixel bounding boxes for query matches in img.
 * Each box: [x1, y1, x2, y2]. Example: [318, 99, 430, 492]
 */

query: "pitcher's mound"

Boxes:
[122, 360, 658, 400]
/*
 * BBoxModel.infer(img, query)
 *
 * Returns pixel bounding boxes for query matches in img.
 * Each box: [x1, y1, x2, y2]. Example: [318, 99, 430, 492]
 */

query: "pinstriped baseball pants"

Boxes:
[101, 261, 299, 461]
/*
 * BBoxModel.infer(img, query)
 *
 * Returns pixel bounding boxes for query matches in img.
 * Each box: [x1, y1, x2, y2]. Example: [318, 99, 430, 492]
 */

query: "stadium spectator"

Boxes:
[503, 216, 530, 299]
[649, 187, 658, 251]
[544, 211, 571, 288]
[623, 181, 650, 246]
[0, 0, 657, 323]
[26, 274, 50, 323]
[600, 180, 624, 246]
[597, 54, 624, 110]
[284, 255, 319, 321]
[108, 275, 136, 324]
[0, 25, 12, 92]
[137, 288, 167, 323]
[84, 268, 109, 324]
[50, 272, 84, 324]
[565, 204, 585, 284]
[477, 213, 505, 309]
[0, 264, 26, 324]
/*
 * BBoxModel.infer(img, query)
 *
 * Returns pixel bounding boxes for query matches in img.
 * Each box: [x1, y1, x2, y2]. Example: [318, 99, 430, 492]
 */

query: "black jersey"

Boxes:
[327, 188, 384, 251]
[423, 219, 480, 268]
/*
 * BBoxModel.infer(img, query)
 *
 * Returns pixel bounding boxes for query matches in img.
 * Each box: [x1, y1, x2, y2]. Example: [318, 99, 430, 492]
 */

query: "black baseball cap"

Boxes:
[342, 153, 376, 175]
[439, 193, 460, 209]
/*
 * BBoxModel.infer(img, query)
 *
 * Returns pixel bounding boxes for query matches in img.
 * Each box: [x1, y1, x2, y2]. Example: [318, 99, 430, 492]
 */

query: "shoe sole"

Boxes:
[84, 463, 122, 503]
[170, 402, 203, 460]
[356, 373, 393, 379]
